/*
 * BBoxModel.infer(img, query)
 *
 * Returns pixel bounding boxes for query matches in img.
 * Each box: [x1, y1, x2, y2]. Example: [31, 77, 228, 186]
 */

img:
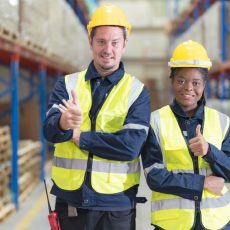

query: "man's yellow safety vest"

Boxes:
[149, 105, 230, 230]
[51, 70, 144, 194]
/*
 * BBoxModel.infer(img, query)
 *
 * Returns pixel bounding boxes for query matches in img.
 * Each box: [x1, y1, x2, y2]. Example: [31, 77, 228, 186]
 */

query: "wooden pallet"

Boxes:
[0, 126, 10, 136]
[19, 156, 40, 176]
[0, 195, 11, 209]
[0, 195, 15, 223]
[20, 39, 47, 56]
[0, 161, 11, 176]
[0, 149, 11, 163]
[0, 25, 19, 44]
[19, 179, 39, 205]
[46, 51, 69, 65]
[0, 126, 11, 165]
[0, 174, 10, 197]
[18, 140, 41, 157]
[0, 203, 15, 222]
[0, 126, 11, 155]
[18, 141, 41, 176]
[19, 172, 33, 193]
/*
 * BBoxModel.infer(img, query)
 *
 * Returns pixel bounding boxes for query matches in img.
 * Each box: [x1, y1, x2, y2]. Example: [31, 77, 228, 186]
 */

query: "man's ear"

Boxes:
[123, 39, 128, 48]
[88, 36, 93, 50]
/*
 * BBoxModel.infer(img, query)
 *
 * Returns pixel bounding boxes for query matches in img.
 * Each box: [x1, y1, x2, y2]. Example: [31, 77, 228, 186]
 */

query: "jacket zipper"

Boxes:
[86, 85, 113, 184]
[182, 121, 200, 229]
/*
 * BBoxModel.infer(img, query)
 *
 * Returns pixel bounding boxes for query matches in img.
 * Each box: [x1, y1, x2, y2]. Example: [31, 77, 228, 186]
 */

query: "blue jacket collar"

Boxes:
[170, 97, 205, 121]
[85, 61, 125, 85]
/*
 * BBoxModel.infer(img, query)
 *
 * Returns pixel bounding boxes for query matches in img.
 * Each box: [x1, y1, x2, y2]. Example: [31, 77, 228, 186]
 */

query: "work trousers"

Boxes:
[55, 199, 136, 230]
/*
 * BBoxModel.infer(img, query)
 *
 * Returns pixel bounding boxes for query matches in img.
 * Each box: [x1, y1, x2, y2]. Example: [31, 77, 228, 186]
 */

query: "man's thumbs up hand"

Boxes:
[189, 124, 209, 157]
[196, 124, 202, 137]
[71, 90, 80, 107]
[58, 90, 82, 131]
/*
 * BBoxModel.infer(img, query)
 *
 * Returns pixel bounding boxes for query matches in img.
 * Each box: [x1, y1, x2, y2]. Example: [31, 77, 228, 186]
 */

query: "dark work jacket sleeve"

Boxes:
[43, 77, 73, 143]
[79, 87, 150, 161]
[203, 126, 230, 182]
[142, 127, 205, 201]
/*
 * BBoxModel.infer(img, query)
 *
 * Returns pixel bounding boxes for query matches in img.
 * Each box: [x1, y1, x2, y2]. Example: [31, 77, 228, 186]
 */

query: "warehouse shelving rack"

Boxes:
[172, 0, 218, 36]
[66, 0, 99, 27]
[171, 0, 230, 100]
[0, 36, 76, 210]
[211, 0, 230, 99]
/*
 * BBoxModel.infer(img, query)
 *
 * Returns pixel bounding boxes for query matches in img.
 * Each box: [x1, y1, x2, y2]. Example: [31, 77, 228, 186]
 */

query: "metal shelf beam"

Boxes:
[39, 65, 47, 180]
[10, 54, 19, 210]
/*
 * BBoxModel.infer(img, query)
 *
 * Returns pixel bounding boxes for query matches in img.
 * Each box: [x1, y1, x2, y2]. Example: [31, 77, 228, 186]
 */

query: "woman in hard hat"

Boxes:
[44, 3, 150, 230]
[142, 40, 230, 230]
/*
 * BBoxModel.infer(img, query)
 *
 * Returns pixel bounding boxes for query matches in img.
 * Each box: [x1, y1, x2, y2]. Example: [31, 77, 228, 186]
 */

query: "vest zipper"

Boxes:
[85, 85, 113, 190]
[181, 123, 201, 228]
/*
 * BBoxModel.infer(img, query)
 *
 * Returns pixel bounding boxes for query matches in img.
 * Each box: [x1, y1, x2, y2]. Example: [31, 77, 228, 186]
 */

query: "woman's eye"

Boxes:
[192, 81, 200, 86]
[177, 80, 184, 85]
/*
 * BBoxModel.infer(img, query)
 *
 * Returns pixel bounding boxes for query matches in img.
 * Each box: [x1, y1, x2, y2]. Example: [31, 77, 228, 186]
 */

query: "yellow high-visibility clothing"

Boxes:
[149, 105, 230, 230]
[52, 70, 144, 194]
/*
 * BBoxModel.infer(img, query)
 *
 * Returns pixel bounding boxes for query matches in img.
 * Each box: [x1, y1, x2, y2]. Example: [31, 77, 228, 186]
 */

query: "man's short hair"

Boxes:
[90, 26, 127, 40]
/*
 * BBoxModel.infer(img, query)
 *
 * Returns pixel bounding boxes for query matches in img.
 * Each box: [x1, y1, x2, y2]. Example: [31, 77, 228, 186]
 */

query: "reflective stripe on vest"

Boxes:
[53, 156, 140, 174]
[52, 71, 144, 193]
[152, 187, 230, 211]
[148, 105, 230, 230]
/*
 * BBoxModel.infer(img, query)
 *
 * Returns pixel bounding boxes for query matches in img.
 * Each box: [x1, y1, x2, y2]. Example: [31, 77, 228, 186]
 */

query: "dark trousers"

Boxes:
[55, 199, 136, 230]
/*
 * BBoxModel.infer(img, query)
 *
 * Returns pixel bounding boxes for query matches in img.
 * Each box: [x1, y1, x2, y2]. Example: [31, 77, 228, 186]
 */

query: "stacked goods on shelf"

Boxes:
[0, 126, 15, 222]
[169, 1, 230, 68]
[18, 140, 41, 204]
[45, 0, 91, 69]
[44, 0, 65, 62]
[0, 1, 19, 41]
[20, 0, 49, 54]
[62, 2, 90, 70]
[0, 0, 91, 70]
[202, 2, 222, 66]
[0, 99, 40, 141]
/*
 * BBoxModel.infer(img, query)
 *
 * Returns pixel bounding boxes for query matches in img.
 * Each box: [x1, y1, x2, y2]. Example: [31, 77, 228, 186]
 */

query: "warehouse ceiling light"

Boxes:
[9, 0, 18, 6]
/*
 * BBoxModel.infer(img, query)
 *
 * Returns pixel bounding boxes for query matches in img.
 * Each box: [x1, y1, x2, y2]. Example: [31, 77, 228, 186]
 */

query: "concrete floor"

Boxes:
[0, 164, 152, 230]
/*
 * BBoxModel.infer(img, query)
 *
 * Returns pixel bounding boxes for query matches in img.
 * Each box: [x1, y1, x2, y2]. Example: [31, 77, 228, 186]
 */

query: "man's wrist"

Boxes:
[72, 130, 81, 145]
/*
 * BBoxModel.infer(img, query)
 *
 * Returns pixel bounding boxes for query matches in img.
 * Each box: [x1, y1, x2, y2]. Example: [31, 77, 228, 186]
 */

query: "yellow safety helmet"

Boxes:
[168, 40, 212, 70]
[87, 4, 131, 36]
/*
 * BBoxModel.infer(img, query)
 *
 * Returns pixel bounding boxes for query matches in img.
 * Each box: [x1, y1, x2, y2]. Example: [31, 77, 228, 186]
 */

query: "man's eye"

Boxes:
[112, 41, 118, 46]
[97, 40, 104, 45]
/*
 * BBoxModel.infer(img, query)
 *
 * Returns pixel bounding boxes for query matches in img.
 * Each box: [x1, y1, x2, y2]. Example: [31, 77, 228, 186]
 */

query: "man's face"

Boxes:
[172, 68, 206, 112]
[89, 26, 127, 76]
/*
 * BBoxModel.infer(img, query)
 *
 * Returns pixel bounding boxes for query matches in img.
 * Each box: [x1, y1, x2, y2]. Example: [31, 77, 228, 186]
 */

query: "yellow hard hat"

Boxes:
[87, 4, 131, 36]
[168, 40, 212, 70]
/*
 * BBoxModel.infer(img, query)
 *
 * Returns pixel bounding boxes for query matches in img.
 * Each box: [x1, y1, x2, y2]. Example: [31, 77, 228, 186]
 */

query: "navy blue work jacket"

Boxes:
[43, 61, 150, 211]
[142, 99, 230, 202]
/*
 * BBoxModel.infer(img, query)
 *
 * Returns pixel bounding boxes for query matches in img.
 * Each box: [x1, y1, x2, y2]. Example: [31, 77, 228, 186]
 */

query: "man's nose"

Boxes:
[103, 42, 112, 52]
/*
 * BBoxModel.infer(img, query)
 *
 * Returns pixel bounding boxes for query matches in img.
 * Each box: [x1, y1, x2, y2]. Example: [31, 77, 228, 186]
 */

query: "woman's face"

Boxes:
[172, 68, 206, 113]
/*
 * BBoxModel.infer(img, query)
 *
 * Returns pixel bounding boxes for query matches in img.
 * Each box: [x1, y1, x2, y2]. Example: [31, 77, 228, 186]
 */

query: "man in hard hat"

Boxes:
[142, 40, 230, 230]
[43, 4, 150, 230]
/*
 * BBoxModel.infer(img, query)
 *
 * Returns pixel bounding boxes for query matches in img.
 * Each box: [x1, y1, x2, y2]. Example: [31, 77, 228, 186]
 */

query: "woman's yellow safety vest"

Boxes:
[51, 70, 144, 194]
[149, 105, 230, 230]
